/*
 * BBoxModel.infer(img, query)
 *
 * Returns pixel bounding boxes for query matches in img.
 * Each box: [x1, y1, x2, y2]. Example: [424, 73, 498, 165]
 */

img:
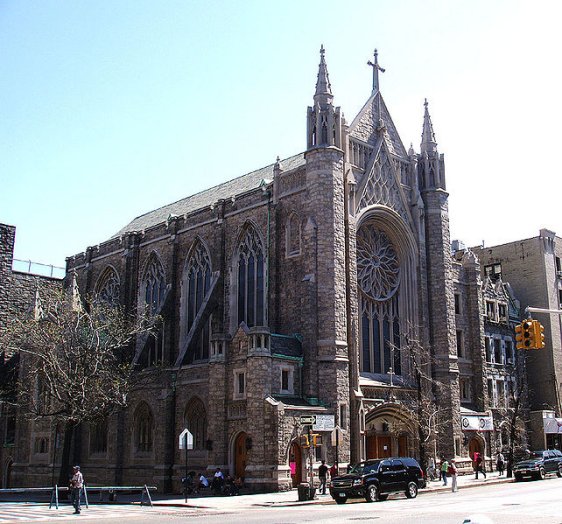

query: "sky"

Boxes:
[2, 0, 561, 272]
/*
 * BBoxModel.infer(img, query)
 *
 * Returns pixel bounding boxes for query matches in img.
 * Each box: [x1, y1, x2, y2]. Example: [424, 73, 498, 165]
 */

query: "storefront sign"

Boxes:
[543, 417, 562, 434]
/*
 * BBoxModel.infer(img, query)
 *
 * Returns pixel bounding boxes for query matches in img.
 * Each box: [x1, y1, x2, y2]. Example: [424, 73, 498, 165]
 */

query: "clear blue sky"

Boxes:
[2, 0, 561, 269]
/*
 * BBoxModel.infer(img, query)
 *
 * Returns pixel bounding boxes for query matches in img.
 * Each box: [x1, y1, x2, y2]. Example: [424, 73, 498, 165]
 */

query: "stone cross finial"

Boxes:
[367, 49, 385, 95]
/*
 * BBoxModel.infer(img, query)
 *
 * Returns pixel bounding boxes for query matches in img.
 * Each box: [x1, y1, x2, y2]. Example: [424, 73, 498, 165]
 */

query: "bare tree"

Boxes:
[0, 287, 159, 486]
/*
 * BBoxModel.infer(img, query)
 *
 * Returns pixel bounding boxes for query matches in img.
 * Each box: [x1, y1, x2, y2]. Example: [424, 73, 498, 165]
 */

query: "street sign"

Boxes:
[300, 415, 316, 425]
[313, 414, 335, 431]
[179, 428, 194, 450]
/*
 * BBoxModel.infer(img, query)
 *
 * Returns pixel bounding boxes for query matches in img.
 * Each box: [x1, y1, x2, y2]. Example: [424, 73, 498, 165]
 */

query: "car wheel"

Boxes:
[514, 473, 523, 482]
[365, 484, 379, 503]
[538, 468, 546, 480]
[335, 496, 347, 504]
[405, 481, 418, 499]
[557, 466, 562, 478]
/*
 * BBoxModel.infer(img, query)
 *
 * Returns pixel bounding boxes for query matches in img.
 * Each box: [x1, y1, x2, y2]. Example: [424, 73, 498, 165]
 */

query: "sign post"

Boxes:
[179, 429, 193, 503]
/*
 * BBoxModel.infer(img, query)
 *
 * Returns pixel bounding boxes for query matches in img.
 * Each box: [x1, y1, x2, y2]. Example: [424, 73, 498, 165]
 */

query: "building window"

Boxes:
[90, 418, 108, 454]
[497, 380, 506, 408]
[358, 225, 401, 376]
[280, 368, 293, 394]
[485, 337, 492, 363]
[454, 294, 461, 315]
[34, 437, 49, 454]
[234, 370, 246, 399]
[556, 256, 561, 273]
[487, 379, 497, 407]
[494, 338, 502, 365]
[95, 267, 120, 306]
[505, 339, 514, 365]
[185, 397, 207, 450]
[484, 263, 502, 281]
[141, 255, 166, 316]
[237, 226, 266, 327]
[134, 403, 154, 453]
[460, 378, 472, 402]
[286, 213, 301, 257]
[559, 288, 562, 308]
[340, 404, 348, 430]
[486, 301, 496, 321]
[456, 330, 465, 358]
[498, 303, 507, 322]
[184, 242, 212, 362]
[4, 412, 15, 446]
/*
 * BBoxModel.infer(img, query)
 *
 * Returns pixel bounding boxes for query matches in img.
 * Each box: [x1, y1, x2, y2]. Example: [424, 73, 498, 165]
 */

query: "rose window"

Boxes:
[357, 228, 400, 301]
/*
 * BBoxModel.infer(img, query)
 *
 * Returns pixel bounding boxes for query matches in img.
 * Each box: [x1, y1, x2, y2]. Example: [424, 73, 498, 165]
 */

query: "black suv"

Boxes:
[329, 457, 426, 504]
[513, 449, 562, 481]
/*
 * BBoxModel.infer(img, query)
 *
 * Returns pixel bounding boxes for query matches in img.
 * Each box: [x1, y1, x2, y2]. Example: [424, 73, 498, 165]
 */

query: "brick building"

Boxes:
[2, 48, 529, 490]
[474, 229, 562, 451]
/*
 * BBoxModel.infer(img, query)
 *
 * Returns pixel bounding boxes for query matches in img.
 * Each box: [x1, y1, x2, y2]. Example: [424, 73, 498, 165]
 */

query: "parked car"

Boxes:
[513, 449, 562, 481]
[329, 457, 426, 504]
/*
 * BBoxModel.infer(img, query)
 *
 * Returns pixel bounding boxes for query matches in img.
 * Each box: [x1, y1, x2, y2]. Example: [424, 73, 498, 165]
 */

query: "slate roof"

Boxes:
[271, 333, 303, 358]
[115, 152, 306, 236]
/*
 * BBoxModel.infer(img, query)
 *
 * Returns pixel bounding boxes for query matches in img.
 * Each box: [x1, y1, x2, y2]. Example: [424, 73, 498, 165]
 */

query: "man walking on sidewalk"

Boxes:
[318, 461, 328, 495]
[70, 466, 84, 514]
[440, 457, 449, 486]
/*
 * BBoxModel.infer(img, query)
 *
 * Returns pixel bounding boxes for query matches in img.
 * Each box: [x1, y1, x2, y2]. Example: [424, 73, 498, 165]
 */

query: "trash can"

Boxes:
[297, 483, 316, 501]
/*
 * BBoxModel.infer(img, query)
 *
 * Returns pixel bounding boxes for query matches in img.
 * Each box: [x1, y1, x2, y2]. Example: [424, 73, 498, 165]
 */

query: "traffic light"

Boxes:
[301, 435, 310, 448]
[312, 434, 322, 447]
[515, 320, 533, 349]
[532, 320, 545, 349]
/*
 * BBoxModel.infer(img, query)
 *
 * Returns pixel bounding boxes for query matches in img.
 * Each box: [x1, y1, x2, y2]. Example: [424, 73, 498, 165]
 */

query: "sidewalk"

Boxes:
[149, 472, 513, 511]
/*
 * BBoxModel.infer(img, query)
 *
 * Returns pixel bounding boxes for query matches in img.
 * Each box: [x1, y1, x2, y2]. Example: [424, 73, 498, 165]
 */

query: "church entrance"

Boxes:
[234, 432, 249, 480]
[289, 440, 303, 487]
[468, 436, 484, 461]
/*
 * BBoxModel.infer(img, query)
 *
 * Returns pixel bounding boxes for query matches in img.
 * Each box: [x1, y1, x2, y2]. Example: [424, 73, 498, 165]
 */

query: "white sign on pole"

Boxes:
[313, 414, 335, 431]
[179, 428, 194, 450]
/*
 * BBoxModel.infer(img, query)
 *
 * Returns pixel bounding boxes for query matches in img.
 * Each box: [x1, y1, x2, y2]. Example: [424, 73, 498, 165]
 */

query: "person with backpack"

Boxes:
[449, 459, 458, 492]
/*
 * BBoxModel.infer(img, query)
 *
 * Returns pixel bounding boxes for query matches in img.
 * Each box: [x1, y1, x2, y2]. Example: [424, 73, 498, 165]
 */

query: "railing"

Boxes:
[12, 259, 65, 279]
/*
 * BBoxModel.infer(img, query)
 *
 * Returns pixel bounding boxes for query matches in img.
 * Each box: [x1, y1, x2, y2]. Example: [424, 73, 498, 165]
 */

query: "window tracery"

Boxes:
[184, 398, 207, 450]
[134, 403, 153, 453]
[142, 256, 166, 316]
[96, 267, 120, 306]
[237, 226, 265, 327]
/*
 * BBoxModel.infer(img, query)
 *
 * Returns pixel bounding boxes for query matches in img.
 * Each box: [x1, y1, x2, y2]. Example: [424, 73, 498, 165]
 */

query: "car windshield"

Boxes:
[529, 451, 545, 459]
[348, 461, 381, 475]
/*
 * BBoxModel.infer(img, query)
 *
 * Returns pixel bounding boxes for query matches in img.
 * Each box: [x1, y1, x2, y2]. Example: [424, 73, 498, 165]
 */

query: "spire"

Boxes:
[420, 98, 438, 153]
[367, 49, 385, 95]
[314, 45, 332, 103]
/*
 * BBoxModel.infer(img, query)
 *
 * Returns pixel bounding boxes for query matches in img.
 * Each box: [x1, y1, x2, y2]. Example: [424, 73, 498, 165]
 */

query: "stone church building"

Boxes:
[3, 48, 527, 491]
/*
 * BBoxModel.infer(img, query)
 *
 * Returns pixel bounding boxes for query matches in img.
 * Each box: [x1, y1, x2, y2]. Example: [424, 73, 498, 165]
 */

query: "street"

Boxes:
[1, 477, 561, 524]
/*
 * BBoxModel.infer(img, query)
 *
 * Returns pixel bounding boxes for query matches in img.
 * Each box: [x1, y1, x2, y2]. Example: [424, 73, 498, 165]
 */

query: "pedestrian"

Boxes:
[329, 463, 338, 479]
[427, 456, 437, 481]
[196, 472, 209, 493]
[449, 459, 458, 492]
[440, 457, 449, 486]
[496, 451, 505, 476]
[474, 452, 487, 479]
[212, 468, 225, 495]
[69, 465, 84, 514]
[318, 460, 329, 495]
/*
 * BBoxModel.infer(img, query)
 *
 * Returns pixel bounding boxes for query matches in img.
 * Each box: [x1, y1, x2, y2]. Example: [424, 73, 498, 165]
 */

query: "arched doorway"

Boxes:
[3, 459, 12, 489]
[468, 436, 484, 461]
[289, 440, 303, 487]
[234, 432, 249, 480]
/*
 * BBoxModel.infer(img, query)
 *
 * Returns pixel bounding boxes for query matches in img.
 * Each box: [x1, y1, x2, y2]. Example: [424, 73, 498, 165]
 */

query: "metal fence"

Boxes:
[12, 259, 65, 279]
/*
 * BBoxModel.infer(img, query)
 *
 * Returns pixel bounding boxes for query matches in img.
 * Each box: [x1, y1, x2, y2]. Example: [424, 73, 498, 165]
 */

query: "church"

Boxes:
[5, 47, 526, 491]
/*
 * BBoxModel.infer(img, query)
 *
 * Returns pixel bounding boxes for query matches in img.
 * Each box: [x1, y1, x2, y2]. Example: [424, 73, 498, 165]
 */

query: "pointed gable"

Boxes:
[349, 93, 407, 158]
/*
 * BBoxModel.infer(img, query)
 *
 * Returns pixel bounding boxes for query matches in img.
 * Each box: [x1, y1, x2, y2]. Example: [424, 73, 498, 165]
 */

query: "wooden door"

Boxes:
[234, 432, 248, 479]
[377, 436, 392, 458]
[398, 435, 407, 456]
[289, 441, 302, 486]
[468, 437, 482, 461]
[366, 435, 377, 459]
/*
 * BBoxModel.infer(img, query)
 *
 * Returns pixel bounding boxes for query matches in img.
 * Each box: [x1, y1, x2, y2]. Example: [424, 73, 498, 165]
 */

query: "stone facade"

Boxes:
[1, 49, 531, 490]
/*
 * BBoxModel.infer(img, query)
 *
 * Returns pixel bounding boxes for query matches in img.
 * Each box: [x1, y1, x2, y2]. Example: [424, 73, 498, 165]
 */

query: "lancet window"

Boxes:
[96, 267, 120, 306]
[237, 227, 265, 327]
[184, 398, 207, 450]
[357, 225, 402, 375]
[142, 256, 166, 316]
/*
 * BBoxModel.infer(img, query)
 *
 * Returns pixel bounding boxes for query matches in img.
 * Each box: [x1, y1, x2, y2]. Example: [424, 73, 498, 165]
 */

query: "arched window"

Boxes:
[184, 397, 207, 450]
[90, 418, 108, 454]
[95, 267, 120, 306]
[134, 403, 154, 453]
[286, 213, 301, 257]
[237, 226, 265, 327]
[184, 242, 212, 362]
[141, 255, 166, 316]
[357, 225, 401, 375]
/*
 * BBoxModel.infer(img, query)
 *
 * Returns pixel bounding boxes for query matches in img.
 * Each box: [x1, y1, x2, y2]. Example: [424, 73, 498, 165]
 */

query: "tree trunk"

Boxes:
[57, 422, 74, 495]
